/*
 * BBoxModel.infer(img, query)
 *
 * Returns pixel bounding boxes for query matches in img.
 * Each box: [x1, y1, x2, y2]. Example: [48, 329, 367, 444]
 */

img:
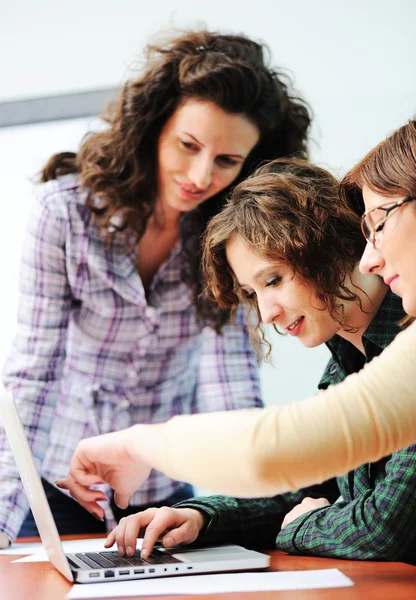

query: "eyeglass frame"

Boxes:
[361, 195, 416, 248]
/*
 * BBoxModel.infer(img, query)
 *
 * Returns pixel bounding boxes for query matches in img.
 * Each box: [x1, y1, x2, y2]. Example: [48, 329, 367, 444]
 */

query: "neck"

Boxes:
[337, 266, 388, 354]
[151, 198, 182, 232]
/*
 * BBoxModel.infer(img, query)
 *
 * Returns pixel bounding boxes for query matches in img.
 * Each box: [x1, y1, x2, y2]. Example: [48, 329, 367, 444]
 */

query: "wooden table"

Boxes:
[1, 536, 416, 599]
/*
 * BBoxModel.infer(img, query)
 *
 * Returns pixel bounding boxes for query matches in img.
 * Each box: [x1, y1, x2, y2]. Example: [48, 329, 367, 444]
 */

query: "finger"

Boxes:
[140, 508, 179, 559]
[115, 518, 130, 556]
[122, 515, 144, 556]
[62, 477, 106, 518]
[104, 528, 117, 548]
[161, 520, 198, 548]
[113, 491, 131, 510]
[69, 468, 106, 488]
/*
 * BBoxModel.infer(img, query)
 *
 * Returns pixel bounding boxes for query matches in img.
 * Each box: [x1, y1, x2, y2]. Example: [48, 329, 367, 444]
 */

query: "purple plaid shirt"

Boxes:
[0, 175, 262, 541]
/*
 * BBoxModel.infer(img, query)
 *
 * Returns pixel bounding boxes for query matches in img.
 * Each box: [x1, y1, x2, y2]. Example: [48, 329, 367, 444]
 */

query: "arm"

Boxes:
[276, 444, 416, 562]
[158, 321, 416, 496]
[60, 321, 416, 507]
[100, 479, 339, 558]
[196, 306, 263, 412]
[175, 478, 339, 549]
[0, 184, 71, 542]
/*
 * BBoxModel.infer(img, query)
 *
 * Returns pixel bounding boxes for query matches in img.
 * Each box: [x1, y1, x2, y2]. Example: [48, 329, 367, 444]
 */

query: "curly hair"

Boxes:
[203, 158, 366, 349]
[40, 29, 311, 329]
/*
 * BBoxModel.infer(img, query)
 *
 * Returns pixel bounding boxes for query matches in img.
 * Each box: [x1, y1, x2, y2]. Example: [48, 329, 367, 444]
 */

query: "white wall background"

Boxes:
[0, 0, 415, 407]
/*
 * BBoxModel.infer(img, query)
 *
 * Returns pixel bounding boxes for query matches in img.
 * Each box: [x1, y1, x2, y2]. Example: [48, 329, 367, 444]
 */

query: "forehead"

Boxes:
[362, 185, 405, 212]
[225, 235, 283, 280]
[166, 98, 260, 149]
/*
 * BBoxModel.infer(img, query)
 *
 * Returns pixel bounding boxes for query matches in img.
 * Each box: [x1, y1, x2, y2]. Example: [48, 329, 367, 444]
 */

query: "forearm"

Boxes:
[175, 495, 288, 549]
[142, 323, 416, 497]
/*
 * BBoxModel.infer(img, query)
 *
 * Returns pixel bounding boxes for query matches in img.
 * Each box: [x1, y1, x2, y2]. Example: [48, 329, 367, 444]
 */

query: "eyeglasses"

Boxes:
[361, 195, 415, 248]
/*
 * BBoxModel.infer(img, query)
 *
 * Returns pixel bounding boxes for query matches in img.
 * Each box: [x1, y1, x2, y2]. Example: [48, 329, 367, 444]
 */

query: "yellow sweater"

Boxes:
[159, 321, 416, 497]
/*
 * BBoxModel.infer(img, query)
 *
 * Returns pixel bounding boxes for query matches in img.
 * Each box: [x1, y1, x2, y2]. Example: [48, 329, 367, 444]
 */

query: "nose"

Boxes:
[359, 242, 385, 275]
[188, 155, 213, 190]
[257, 294, 282, 325]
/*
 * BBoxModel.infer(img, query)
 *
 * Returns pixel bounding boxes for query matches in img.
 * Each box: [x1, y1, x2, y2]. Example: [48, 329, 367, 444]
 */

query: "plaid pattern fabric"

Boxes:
[0, 175, 261, 541]
[177, 291, 416, 564]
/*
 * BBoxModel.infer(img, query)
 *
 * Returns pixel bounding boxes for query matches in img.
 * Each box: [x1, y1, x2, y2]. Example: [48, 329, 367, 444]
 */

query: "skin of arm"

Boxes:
[281, 497, 330, 529]
[59, 322, 416, 510]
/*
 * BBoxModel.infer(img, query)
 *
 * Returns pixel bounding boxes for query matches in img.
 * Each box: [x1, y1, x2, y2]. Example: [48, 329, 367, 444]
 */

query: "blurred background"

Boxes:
[0, 0, 415, 407]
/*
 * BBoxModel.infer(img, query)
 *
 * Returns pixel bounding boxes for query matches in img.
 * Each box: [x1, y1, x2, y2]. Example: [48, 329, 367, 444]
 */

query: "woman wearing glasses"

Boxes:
[59, 119, 416, 528]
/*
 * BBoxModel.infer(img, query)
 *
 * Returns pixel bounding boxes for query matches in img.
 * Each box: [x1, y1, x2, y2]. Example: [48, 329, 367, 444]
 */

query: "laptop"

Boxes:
[0, 388, 270, 583]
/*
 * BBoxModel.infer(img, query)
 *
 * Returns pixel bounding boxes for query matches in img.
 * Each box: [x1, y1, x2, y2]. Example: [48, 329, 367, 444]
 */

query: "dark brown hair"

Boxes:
[203, 158, 366, 347]
[40, 29, 311, 329]
[343, 118, 416, 326]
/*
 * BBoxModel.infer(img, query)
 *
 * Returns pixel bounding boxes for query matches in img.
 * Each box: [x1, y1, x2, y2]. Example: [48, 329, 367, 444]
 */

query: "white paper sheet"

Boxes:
[0, 541, 43, 555]
[13, 537, 136, 563]
[67, 569, 353, 598]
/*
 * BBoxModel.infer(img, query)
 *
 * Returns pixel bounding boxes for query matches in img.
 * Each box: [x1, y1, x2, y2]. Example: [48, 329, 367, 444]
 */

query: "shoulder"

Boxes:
[35, 174, 89, 219]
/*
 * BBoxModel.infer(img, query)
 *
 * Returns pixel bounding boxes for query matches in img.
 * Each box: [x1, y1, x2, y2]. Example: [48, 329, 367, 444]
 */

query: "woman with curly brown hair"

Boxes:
[86, 159, 416, 564]
[0, 29, 311, 546]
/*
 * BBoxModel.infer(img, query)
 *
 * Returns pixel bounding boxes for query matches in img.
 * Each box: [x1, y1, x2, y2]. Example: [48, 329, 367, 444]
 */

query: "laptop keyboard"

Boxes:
[74, 547, 181, 569]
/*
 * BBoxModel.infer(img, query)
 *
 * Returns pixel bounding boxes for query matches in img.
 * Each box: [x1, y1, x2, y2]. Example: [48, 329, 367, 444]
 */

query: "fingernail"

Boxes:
[126, 546, 133, 556]
[92, 511, 105, 522]
[140, 548, 148, 559]
[164, 536, 174, 547]
[118, 546, 125, 556]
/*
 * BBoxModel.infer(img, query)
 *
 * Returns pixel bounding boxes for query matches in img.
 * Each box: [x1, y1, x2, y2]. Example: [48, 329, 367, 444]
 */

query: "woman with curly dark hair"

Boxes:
[0, 29, 311, 546]
[86, 159, 415, 564]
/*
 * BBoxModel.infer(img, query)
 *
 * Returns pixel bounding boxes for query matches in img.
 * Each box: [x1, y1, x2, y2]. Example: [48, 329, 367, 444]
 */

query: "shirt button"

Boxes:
[127, 369, 136, 379]
[329, 364, 338, 375]
[119, 399, 131, 410]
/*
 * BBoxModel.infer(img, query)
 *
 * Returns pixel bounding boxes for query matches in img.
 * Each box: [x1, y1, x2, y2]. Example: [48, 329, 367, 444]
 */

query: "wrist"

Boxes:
[126, 423, 166, 470]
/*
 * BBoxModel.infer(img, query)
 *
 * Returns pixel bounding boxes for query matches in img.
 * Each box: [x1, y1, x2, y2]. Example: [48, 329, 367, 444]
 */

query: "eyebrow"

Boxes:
[182, 131, 245, 159]
[253, 267, 272, 281]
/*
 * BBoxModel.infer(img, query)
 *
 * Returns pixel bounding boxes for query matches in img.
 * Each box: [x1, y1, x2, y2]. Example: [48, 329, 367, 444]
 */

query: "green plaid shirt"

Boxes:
[176, 290, 416, 564]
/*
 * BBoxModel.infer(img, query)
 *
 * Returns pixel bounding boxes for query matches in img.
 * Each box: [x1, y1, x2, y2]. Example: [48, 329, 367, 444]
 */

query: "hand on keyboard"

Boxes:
[104, 506, 207, 559]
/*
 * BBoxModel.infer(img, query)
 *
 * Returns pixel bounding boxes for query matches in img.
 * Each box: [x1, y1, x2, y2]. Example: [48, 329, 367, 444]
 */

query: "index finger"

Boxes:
[140, 509, 178, 559]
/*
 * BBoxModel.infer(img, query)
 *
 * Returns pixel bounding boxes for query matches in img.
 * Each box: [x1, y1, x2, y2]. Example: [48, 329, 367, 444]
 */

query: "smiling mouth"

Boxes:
[176, 181, 207, 196]
[384, 275, 398, 287]
[286, 316, 304, 331]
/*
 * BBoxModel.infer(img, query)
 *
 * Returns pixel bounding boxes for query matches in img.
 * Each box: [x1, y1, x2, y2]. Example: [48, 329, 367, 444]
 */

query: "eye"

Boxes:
[217, 155, 240, 168]
[242, 289, 256, 301]
[180, 140, 198, 151]
[265, 276, 282, 288]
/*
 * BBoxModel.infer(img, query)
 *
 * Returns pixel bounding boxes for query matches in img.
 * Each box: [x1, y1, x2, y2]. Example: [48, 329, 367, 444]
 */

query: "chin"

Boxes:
[402, 296, 416, 318]
[300, 338, 320, 349]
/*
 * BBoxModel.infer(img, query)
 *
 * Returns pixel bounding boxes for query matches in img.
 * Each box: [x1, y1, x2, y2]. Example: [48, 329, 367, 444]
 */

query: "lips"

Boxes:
[384, 275, 399, 288]
[175, 180, 207, 199]
[286, 316, 303, 331]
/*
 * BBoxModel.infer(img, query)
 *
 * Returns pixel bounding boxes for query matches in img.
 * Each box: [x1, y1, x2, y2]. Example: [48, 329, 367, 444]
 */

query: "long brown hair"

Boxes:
[41, 29, 312, 329]
[203, 158, 365, 348]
